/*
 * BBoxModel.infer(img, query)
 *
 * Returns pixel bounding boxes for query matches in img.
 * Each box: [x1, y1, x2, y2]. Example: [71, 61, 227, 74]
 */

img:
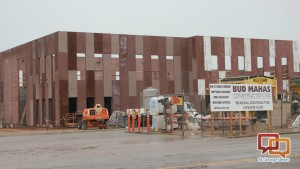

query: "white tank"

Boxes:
[142, 87, 159, 108]
[149, 96, 164, 115]
[149, 96, 178, 115]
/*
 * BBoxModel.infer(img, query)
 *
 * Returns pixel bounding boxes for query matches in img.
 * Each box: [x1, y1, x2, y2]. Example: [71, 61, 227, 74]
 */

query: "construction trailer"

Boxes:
[127, 92, 192, 133]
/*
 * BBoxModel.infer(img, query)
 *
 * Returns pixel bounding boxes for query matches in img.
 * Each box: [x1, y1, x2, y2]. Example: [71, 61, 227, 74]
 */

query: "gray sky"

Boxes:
[1, 0, 300, 52]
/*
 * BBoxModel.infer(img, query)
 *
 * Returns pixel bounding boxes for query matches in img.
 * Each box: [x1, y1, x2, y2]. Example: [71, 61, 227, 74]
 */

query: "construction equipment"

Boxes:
[108, 111, 126, 127]
[290, 77, 300, 113]
[65, 104, 110, 130]
[149, 95, 191, 132]
[64, 111, 83, 127]
[290, 76, 300, 94]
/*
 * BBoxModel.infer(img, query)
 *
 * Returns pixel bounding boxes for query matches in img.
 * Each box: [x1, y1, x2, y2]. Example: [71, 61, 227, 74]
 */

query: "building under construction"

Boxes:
[0, 31, 299, 126]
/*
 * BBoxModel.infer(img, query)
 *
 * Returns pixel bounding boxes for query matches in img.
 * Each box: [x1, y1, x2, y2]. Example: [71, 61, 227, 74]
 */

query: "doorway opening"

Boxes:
[87, 97, 95, 108]
[104, 97, 112, 115]
[36, 99, 39, 125]
[19, 87, 26, 123]
[49, 98, 53, 122]
[42, 99, 46, 125]
[69, 98, 77, 113]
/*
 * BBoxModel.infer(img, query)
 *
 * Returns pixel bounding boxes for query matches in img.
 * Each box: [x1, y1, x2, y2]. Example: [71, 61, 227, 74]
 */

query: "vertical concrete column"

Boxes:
[187, 38, 195, 94]
[112, 34, 121, 111]
[269, 40, 276, 60]
[128, 71, 137, 96]
[204, 36, 212, 71]
[94, 33, 104, 106]
[11, 58, 19, 124]
[293, 41, 300, 72]
[111, 34, 120, 54]
[166, 37, 173, 56]
[86, 33, 95, 100]
[189, 71, 193, 94]
[166, 37, 175, 94]
[225, 37, 232, 57]
[103, 54, 112, 97]
[135, 36, 143, 55]
[68, 71, 77, 97]
[40, 39, 46, 125]
[24, 46, 32, 125]
[244, 38, 252, 71]
[56, 32, 68, 126]
[158, 37, 167, 94]
[174, 56, 182, 93]
[86, 33, 94, 71]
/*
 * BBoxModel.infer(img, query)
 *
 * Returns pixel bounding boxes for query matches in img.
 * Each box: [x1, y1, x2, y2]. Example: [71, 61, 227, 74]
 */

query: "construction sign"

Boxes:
[210, 84, 273, 112]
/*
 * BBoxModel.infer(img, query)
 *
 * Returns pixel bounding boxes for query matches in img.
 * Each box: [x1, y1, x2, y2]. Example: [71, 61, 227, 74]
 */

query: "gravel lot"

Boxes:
[0, 128, 299, 169]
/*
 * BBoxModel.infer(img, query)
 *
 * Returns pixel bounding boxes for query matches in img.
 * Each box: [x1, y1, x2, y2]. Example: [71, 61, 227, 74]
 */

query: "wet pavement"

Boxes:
[0, 128, 299, 169]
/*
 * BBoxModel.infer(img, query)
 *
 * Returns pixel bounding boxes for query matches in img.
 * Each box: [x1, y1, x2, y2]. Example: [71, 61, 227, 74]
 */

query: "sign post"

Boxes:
[239, 112, 242, 135]
[210, 112, 214, 135]
[230, 112, 233, 136]
[267, 111, 271, 132]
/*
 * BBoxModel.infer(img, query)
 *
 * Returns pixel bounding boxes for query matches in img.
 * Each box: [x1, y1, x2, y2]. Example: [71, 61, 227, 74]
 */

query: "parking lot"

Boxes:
[0, 128, 299, 169]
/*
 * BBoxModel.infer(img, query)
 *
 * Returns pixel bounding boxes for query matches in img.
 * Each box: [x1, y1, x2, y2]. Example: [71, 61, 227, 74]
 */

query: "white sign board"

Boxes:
[197, 79, 206, 95]
[210, 84, 273, 112]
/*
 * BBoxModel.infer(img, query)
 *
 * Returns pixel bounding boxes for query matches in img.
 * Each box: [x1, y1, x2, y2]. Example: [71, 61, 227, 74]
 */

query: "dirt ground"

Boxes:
[0, 127, 299, 169]
[1, 122, 299, 137]
[0, 127, 104, 137]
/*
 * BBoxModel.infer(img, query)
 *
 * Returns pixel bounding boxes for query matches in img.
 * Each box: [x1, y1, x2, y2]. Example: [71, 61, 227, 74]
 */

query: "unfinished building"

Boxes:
[0, 31, 299, 126]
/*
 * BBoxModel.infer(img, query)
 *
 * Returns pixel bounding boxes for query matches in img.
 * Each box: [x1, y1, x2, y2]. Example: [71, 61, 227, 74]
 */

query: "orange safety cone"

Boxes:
[170, 113, 173, 132]
[128, 115, 131, 133]
[138, 115, 141, 133]
[132, 115, 135, 133]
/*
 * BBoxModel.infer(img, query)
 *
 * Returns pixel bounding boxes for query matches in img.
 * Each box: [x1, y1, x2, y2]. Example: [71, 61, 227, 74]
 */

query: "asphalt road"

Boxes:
[0, 129, 299, 169]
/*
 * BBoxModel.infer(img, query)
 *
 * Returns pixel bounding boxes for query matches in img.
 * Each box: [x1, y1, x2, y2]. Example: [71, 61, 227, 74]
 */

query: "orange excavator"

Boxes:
[65, 104, 110, 130]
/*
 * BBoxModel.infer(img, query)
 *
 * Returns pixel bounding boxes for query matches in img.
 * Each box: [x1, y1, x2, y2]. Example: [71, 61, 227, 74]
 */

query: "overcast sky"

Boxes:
[1, 0, 300, 52]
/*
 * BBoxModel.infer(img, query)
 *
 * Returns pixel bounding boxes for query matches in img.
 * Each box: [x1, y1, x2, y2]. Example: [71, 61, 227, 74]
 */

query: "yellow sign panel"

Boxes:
[170, 96, 183, 105]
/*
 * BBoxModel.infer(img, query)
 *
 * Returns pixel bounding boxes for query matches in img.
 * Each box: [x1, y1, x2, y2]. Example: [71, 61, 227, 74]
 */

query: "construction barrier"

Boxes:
[127, 114, 151, 133]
